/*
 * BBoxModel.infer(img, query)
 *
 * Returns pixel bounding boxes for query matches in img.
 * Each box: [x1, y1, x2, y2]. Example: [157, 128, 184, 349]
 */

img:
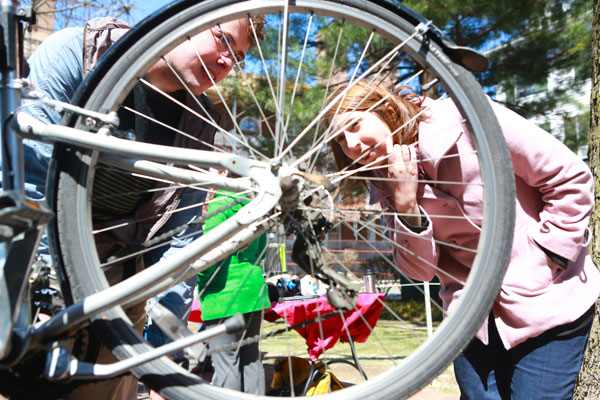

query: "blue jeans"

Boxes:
[454, 308, 594, 400]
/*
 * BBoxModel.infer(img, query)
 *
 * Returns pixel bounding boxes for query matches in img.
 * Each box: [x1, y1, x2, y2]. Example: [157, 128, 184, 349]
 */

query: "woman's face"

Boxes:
[331, 111, 394, 166]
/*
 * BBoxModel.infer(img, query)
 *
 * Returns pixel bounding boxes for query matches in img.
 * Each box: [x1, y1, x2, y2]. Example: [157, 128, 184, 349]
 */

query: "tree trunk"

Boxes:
[573, 0, 600, 397]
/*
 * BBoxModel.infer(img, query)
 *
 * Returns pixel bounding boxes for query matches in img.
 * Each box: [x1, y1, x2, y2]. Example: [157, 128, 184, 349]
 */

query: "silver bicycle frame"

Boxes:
[0, 0, 53, 361]
[13, 110, 288, 349]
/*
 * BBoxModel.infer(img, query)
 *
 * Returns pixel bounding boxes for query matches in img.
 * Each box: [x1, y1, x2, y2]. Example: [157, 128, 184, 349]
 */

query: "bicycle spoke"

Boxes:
[283, 12, 314, 133]
[281, 23, 431, 165]
[275, 4, 291, 157]
[50, 3, 514, 399]
[306, 19, 345, 173]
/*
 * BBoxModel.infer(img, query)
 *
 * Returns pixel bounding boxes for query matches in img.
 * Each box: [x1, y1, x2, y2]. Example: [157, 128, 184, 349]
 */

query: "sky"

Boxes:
[34, 0, 174, 30]
[129, 0, 172, 24]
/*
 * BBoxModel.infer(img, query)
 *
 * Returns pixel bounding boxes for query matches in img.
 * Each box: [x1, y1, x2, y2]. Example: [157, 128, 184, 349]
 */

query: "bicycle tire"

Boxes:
[48, 1, 515, 399]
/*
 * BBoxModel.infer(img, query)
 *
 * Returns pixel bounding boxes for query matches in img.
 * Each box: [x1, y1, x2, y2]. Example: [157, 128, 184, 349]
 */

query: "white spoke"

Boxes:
[188, 44, 269, 160]
[248, 15, 281, 141]
[279, 22, 432, 164]
[283, 13, 314, 132]
[138, 78, 265, 158]
[275, 3, 291, 156]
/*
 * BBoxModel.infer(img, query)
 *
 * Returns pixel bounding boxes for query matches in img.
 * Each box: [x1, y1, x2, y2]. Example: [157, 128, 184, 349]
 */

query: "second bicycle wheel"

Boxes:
[49, 0, 515, 398]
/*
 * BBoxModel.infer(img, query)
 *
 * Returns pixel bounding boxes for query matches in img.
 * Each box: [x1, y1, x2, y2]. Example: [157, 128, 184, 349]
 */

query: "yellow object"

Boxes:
[279, 244, 287, 272]
[270, 356, 344, 396]
[305, 368, 345, 395]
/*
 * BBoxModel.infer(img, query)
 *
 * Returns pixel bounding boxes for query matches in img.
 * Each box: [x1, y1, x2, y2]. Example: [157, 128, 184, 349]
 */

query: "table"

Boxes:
[264, 293, 385, 361]
[190, 292, 385, 367]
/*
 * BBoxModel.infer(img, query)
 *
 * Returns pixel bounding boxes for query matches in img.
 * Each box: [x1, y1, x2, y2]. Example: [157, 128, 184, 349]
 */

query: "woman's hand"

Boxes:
[388, 144, 421, 226]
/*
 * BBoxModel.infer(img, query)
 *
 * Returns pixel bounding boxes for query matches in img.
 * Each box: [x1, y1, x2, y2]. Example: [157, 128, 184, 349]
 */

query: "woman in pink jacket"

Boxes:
[326, 80, 600, 399]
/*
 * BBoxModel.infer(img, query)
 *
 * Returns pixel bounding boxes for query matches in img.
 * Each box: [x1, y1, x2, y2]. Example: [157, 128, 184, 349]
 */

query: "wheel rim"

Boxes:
[53, 1, 515, 398]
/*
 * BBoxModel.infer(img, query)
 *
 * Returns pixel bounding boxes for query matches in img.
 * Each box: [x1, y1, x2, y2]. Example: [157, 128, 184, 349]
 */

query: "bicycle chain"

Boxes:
[206, 310, 341, 356]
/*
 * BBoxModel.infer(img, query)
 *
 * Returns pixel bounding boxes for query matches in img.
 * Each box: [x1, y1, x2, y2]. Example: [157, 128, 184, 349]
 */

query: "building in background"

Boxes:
[495, 68, 591, 162]
[22, 0, 138, 63]
[23, 1, 55, 61]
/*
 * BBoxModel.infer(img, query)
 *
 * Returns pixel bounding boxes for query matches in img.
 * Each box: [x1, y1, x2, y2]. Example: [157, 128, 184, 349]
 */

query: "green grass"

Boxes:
[379, 299, 444, 322]
[259, 319, 432, 384]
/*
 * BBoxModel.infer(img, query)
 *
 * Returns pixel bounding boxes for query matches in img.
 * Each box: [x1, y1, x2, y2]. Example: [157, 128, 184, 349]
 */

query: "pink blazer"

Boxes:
[372, 97, 600, 349]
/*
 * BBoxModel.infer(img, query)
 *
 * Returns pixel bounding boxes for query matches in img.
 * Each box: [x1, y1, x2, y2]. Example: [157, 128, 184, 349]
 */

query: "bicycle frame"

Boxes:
[0, 0, 292, 369]
[0, 0, 53, 362]
[22, 107, 286, 337]
[0, 1, 520, 397]
[3, 106, 291, 363]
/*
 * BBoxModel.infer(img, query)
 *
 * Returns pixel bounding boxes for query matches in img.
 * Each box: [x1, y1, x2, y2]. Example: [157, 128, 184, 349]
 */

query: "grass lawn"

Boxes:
[259, 319, 431, 385]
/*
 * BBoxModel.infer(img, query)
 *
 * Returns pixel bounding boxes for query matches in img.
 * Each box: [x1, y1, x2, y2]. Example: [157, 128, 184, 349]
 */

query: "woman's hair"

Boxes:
[325, 80, 428, 177]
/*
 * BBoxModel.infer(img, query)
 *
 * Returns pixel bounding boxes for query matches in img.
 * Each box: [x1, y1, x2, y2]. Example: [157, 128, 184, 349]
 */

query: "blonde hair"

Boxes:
[325, 80, 427, 178]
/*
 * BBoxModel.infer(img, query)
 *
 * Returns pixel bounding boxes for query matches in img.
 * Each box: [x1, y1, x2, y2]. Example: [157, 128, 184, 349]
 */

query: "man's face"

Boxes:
[148, 19, 251, 94]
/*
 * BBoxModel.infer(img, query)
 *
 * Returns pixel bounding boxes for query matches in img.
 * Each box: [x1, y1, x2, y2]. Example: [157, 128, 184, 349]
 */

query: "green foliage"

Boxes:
[404, 0, 593, 120]
[379, 299, 443, 322]
[217, 13, 403, 171]
[216, 0, 592, 159]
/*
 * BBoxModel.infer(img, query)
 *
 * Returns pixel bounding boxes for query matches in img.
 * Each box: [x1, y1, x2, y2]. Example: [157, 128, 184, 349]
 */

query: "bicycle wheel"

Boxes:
[48, 0, 515, 399]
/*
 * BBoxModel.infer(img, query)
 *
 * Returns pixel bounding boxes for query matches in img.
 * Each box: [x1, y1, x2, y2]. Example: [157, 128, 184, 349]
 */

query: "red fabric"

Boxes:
[264, 293, 385, 361]
[189, 298, 203, 323]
